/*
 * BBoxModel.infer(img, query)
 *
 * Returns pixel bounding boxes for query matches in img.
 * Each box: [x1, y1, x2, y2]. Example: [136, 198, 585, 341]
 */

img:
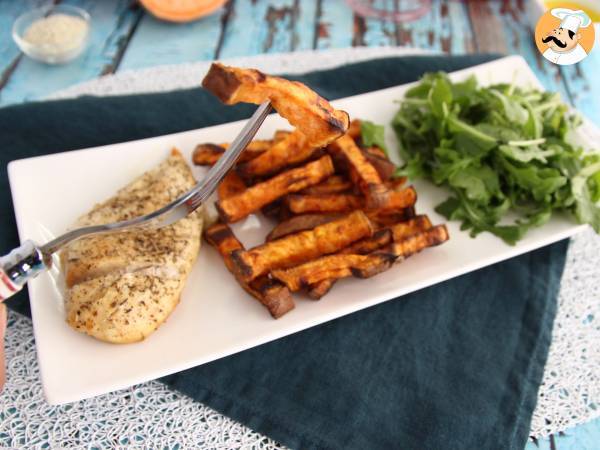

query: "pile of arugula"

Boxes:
[392, 72, 600, 245]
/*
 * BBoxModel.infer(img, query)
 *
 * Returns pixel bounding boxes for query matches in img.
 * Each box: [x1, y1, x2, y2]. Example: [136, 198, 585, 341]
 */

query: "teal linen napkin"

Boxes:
[0, 55, 567, 449]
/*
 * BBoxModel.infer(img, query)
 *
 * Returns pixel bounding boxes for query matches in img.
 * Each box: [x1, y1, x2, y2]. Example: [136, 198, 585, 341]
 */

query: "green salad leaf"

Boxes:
[392, 72, 600, 244]
[360, 120, 389, 155]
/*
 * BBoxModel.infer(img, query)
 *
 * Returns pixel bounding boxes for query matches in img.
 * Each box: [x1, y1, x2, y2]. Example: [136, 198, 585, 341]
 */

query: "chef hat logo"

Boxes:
[534, 6, 595, 66]
[552, 8, 592, 33]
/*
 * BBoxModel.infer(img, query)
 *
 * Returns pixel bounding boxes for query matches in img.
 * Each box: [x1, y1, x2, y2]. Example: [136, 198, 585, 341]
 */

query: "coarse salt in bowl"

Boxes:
[12, 5, 91, 65]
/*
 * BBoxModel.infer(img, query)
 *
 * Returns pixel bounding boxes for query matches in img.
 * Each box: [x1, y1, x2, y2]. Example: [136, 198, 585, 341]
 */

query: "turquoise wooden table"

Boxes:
[1, 0, 599, 448]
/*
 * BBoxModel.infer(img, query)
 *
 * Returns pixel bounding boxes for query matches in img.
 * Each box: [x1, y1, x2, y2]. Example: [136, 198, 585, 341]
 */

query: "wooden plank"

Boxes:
[0, 0, 142, 106]
[472, 0, 571, 104]
[393, 0, 476, 52]
[444, 0, 476, 54]
[218, 0, 297, 58]
[467, 1, 508, 54]
[314, 0, 354, 50]
[0, 0, 53, 90]
[291, 0, 318, 51]
[351, 0, 398, 47]
[118, 6, 224, 70]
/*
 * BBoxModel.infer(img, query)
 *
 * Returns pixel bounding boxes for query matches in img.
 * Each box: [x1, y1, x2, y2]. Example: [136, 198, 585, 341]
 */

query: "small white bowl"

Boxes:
[12, 5, 91, 65]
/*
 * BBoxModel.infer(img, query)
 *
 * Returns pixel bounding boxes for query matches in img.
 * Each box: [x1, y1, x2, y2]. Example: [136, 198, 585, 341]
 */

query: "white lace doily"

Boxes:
[1, 48, 599, 447]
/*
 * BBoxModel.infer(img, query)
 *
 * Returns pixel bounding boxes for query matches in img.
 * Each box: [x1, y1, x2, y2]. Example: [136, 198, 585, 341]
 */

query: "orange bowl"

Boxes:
[140, 0, 228, 23]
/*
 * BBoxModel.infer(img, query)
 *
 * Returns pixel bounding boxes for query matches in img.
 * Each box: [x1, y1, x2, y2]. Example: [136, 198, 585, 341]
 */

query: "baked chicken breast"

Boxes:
[62, 149, 202, 344]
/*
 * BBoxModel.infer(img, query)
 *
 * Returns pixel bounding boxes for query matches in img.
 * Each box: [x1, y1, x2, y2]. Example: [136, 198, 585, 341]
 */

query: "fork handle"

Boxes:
[0, 241, 47, 301]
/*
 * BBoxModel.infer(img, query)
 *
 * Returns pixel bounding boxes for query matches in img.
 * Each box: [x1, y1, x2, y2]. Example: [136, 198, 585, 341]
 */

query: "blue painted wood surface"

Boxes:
[0, 0, 599, 447]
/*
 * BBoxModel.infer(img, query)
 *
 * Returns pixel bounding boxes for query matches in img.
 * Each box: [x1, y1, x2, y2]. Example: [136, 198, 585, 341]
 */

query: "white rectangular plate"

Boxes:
[8, 56, 593, 405]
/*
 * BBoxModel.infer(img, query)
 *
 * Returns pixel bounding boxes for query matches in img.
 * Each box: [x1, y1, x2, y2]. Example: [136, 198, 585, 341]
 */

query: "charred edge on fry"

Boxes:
[204, 225, 233, 246]
[202, 63, 241, 103]
[231, 250, 254, 278]
[365, 183, 390, 209]
[214, 201, 235, 225]
[307, 280, 335, 300]
[326, 110, 350, 134]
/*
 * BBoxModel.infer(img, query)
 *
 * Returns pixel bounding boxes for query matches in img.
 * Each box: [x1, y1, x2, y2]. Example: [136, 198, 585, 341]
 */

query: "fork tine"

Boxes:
[185, 101, 272, 210]
[40, 101, 272, 256]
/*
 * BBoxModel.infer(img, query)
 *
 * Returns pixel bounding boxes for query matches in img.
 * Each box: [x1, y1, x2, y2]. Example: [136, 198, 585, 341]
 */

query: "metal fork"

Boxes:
[0, 101, 272, 300]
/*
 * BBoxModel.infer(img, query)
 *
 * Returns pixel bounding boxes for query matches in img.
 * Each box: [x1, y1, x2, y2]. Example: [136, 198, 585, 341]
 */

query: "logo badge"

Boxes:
[535, 7, 595, 65]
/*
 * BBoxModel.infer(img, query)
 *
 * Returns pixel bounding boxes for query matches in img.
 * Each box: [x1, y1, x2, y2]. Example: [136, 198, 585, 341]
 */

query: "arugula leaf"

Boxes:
[360, 121, 389, 155]
[524, 102, 543, 139]
[393, 72, 600, 244]
[498, 144, 555, 164]
[428, 76, 453, 118]
[571, 162, 600, 232]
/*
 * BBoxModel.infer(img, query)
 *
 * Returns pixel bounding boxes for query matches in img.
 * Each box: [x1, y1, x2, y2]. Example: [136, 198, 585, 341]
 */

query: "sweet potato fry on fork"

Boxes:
[231, 210, 374, 282]
[204, 223, 294, 318]
[237, 129, 318, 180]
[216, 155, 334, 223]
[273, 130, 291, 141]
[347, 119, 362, 140]
[202, 63, 349, 147]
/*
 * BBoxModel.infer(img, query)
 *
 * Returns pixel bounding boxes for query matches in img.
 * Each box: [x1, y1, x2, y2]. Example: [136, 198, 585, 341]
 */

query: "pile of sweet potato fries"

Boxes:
[197, 63, 449, 319]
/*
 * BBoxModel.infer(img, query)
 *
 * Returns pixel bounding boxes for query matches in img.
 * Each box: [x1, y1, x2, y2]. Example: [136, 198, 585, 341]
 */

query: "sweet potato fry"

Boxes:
[390, 215, 432, 241]
[218, 171, 247, 200]
[202, 63, 349, 147]
[272, 253, 397, 292]
[280, 225, 449, 293]
[204, 223, 294, 318]
[307, 216, 435, 299]
[386, 176, 407, 190]
[237, 129, 318, 179]
[231, 210, 373, 281]
[286, 193, 363, 214]
[307, 229, 393, 299]
[307, 279, 335, 300]
[301, 175, 353, 195]
[273, 130, 291, 142]
[192, 141, 271, 166]
[362, 147, 395, 181]
[339, 229, 393, 255]
[216, 155, 334, 223]
[372, 186, 417, 211]
[363, 146, 387, 159]
[287, 187, 417, 216]
[266, 213, 340, 241]
[385, 224, 449, 258]
[192, 143, 227, 166]
[329, 134, 388, 208]
[334, 216, 431, 257]
[366, 207, 415, 226]
[347, 119, 362, 140]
